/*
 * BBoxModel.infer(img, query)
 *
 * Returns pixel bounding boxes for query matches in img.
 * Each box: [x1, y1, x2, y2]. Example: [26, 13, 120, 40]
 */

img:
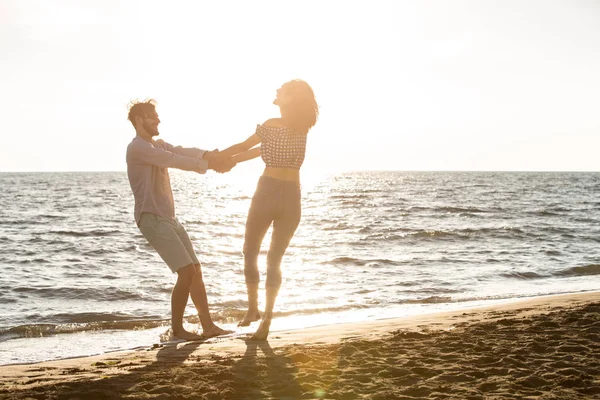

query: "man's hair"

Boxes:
[127, 99, 157, 128]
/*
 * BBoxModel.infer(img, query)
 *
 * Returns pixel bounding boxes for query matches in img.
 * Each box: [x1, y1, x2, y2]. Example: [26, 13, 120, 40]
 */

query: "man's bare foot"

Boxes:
[250, 316, 272, 341]
[238, 310, 261, 327]
[201, 325, 234, 338]
[173, 329, 205, 341]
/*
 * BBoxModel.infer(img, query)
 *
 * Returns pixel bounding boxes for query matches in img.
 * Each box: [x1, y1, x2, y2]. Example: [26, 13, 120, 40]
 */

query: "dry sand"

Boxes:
[0, 291, 599, 399]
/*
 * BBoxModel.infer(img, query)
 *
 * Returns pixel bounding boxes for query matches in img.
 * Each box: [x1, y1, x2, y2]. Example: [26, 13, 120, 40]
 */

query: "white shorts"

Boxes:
[138, 213, 199, 273]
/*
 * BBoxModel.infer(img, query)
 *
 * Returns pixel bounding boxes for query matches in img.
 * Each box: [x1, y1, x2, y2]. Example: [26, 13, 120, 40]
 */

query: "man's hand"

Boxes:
[202, 149, 220, 161]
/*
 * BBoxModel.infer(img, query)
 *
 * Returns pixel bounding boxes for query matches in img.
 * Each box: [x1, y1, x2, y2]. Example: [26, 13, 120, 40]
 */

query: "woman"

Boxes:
[217, 79, 318, 340]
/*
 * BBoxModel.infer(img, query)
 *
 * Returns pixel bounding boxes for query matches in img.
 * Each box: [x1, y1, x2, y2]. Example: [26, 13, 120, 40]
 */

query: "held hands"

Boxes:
[202, 149, 220, 161]
[204, 149, 236, 174]
[212, 157, 236, 173]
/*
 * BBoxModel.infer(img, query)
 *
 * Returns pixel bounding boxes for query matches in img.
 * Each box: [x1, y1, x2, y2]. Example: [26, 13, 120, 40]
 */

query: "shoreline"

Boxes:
[0, 290, 596, 367]
[1, 290, 599, 399]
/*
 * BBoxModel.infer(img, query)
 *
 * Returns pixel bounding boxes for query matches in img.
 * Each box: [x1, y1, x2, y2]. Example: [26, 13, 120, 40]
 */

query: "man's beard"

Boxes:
[143, 120, 159, 137]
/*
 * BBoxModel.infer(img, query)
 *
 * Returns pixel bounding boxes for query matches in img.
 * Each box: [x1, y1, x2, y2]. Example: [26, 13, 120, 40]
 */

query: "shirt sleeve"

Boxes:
[255, 124, 281, 140]
[127, 139, 209, 173]
[156, 140, 207, 159]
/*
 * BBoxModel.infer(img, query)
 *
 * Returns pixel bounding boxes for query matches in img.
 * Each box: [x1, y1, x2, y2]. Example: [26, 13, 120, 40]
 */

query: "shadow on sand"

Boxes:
[1, 335, 309, 400]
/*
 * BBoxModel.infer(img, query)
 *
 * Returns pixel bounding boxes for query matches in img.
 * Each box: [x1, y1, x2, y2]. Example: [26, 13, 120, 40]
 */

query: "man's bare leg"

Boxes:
[251, 285, 279, 340]
[172, 264, 204, 340]
[238, 282, 261, 326]
[189, 264, 233, 338]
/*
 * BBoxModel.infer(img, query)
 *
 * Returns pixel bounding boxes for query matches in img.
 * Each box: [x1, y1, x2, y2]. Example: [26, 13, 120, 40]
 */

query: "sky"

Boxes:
[1, 0, 599, 172]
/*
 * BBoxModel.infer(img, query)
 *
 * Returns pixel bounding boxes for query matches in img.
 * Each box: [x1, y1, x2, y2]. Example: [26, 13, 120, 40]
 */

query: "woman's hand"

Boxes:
[210, 156, 236, 173]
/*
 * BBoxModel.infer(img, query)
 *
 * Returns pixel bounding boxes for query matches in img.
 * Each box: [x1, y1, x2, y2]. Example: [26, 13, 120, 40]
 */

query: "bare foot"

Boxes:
[173, 329, 205, 341]
[250, 317, 272, 341]
[238, 310, 261, 327]
[201, 325, 234, 338]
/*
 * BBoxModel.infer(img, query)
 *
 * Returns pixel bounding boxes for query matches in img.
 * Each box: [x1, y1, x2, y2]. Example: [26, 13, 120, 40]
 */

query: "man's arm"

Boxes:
[128, 139, 209, 173]
[156, 140, 207, 159]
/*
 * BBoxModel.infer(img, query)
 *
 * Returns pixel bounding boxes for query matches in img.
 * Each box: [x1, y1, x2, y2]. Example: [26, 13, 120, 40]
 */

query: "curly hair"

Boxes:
[280, 80, 319, 135]
[127, 98, 158, 128]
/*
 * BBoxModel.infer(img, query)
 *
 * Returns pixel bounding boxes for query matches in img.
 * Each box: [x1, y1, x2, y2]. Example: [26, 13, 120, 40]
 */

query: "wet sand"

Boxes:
[1, 291, 599, 399]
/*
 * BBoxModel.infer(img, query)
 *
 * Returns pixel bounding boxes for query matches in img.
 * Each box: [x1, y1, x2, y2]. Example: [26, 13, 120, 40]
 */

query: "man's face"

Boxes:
[141, 110, 160, 137]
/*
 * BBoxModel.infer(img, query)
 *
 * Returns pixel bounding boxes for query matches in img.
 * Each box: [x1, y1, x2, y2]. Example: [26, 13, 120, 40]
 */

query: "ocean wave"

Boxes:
[353, 289, 374, 295]
[16, 258, 49, 264]
[437, 206, 488, 213]
[50, 230, 121, 237]
[214, 304, 374, 323]
[1, 305, 377, 341]
[544, 250, 561, 256]
[319, 257, 406, 267]
[323, 222, 354, 231]
[11, 286, 148, 302]
[407, 206, 489, 213]
[500, 271, 546, 280]
[402, 296, 454, 304]
[401, 287, 464, 295]
[82, 249, 114, 256]
[570, 217, 600, 223]
[501, 264, 600, 280]
[329, 194, 370, 200]
[530, 210, 562, 217]
[3, 304, 385, 342]
[182, 220, 211, 225]
[15, 250, 37, 256]
[24, 311, 159, 325]
[362, 227, 525, 242]
[556, 264, 600, 277]
[1, 220, 48, 226]
[0, 318, 168, 341]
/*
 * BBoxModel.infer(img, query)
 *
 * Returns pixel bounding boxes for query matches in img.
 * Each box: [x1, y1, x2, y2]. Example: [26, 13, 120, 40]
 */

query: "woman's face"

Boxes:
[273, 84, 292, 107]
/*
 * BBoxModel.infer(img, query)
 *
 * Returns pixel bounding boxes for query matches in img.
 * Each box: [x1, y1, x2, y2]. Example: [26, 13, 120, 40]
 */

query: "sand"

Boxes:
[0, 291, 599, 399]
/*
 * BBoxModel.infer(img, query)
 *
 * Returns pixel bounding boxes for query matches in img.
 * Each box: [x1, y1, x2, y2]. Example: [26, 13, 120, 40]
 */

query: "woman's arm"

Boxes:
[232, 147, 261, 164]
[217, 134, 261, 159]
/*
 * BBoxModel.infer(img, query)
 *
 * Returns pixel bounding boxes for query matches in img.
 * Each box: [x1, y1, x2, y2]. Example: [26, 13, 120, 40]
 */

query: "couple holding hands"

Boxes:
[125, 80, 318, 340]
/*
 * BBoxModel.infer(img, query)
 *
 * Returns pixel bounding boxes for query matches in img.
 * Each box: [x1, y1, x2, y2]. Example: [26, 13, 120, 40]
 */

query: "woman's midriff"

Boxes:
[262, 167, 300, 182]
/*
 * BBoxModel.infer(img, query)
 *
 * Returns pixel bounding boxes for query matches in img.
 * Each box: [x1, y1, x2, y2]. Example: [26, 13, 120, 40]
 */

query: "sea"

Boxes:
[1, 170, 599, 365]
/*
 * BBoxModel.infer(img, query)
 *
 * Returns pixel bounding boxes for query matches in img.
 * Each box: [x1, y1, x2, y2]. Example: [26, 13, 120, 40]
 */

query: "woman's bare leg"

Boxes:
[238, 282, 261, 326]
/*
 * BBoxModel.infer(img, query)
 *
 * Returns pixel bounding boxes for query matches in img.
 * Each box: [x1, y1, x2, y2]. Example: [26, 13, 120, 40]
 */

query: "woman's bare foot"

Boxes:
[238, 310, 261, 327]
[173, 329, 205, 341]
[250, 314, 272, 341]
[201, 325, 234, 338]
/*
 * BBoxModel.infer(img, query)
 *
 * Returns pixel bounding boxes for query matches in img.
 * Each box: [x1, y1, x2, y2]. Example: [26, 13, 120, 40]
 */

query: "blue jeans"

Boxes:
[243, 176, 301, 288]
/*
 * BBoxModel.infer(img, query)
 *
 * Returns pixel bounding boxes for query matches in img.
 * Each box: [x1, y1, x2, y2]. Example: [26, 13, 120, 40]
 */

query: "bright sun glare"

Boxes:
[1, 1, 599, 172]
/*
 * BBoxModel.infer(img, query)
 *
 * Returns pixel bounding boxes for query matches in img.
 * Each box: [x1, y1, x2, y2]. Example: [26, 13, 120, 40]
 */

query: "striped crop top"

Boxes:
[255, 123, 307, 169]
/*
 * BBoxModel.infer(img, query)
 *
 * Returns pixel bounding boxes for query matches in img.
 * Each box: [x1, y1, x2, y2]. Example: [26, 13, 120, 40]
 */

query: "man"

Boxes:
[126, 99, 234, 340]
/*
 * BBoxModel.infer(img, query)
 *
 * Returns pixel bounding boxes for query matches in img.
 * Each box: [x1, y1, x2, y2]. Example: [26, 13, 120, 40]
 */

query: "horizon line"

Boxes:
[1, 169, 599, 174]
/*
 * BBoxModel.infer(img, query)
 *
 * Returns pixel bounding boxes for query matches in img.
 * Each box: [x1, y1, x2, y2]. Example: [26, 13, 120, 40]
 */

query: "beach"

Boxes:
[1, 291, 598, 399]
